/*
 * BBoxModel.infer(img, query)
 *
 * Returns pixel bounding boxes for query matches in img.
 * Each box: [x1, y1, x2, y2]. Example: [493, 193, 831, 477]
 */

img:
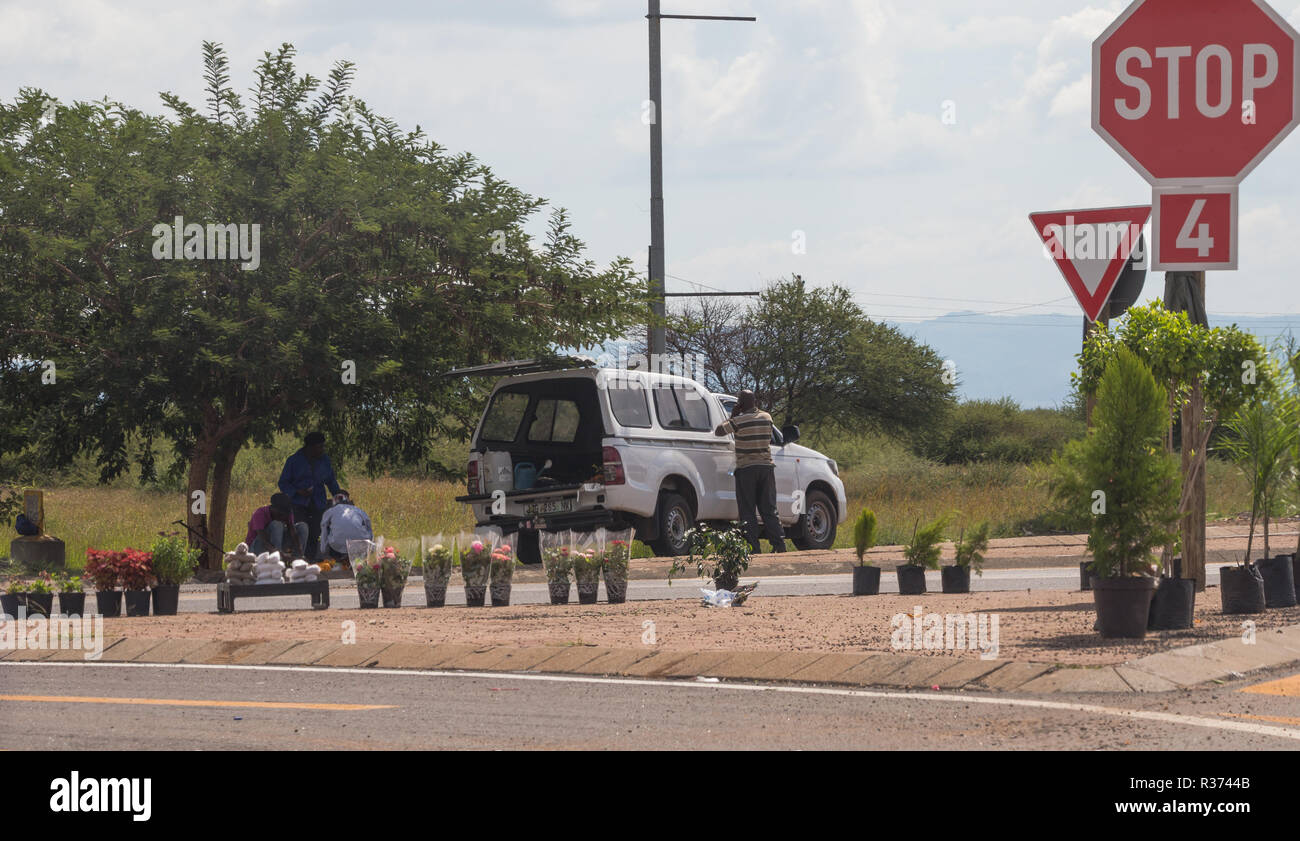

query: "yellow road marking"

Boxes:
[1239, 674, 1300, 698]
[0, 694, 393, 711]
[1219, 712, 1300, 728]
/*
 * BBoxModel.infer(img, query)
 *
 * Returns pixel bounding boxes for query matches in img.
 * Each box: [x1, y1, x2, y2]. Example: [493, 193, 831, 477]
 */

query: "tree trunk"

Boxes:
[185, 438, 217, 570]
[207, 438, 242, 570]
[1180, 381, 1207, 591]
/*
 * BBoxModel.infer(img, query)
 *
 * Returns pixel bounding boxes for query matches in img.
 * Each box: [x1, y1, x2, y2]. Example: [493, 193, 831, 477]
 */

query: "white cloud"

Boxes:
[1048, 74, 1091, 118]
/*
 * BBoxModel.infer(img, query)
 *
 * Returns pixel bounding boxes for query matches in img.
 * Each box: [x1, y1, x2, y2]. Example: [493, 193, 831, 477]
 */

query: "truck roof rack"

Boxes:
[442, 355, 597, 378]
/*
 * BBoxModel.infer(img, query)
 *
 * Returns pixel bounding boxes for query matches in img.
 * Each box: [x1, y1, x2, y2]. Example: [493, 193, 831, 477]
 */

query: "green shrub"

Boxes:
[852, 510, 877, 566]
[149, 534, 200, 586]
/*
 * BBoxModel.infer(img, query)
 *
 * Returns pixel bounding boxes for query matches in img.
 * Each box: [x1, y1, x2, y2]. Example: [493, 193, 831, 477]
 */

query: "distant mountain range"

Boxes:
[897, 312, 1300, 408]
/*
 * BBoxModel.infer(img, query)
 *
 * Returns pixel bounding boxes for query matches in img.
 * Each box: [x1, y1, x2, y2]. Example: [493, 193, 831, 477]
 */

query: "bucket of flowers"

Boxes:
[351, 540, 382, 609]
[460, 530, 495, 607]
[601, 528, 634, 604]
[540, 530, 573, 605]
[571, 531, 602, 605]
[421, 534, 457, 607]
[85, 548, 123, 617]
[379, 545, 413, 608]
[489, 538, 517, 606]
[120, 548, 155, 616]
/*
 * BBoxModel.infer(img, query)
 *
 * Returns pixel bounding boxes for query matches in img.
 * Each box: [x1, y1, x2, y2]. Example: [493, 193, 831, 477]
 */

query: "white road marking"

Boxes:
[5, 659, 1298, 742]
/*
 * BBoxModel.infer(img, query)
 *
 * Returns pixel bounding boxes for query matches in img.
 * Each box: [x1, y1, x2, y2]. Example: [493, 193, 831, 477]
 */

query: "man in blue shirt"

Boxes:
[319, 492, 374, 567]
[278, 431, 342, 561]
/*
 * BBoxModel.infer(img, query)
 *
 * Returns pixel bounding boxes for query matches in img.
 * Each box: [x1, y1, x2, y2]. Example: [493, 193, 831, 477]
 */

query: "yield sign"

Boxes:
[1029, 205, 1151, 322]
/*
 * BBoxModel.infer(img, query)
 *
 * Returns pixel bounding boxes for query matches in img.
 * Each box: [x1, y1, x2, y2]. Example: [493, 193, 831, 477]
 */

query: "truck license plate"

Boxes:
[525, 498, 574, 516]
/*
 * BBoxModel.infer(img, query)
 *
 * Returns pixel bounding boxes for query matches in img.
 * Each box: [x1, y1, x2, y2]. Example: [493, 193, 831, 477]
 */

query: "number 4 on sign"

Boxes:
[1176, 199, 1213, 257]
[1152, 186, 1238, 271]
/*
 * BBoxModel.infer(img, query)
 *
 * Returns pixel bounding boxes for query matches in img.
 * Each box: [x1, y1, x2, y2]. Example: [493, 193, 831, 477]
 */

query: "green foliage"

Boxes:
[902, 516, 947, 570]
[852, 509, 877, 566]
[149, 534, 201, 585]
[670, 524, 751, 585]
[1220, 394, 1296, 564]
[52, 572, 83, 593]
[1050, 347, 1180, 578]
[953, 521, 990, 575]
[929, 399, 1084, 464]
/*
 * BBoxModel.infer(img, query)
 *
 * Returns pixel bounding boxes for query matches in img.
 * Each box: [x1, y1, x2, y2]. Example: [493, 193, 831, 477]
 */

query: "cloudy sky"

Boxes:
[5, 0, 1300, 338]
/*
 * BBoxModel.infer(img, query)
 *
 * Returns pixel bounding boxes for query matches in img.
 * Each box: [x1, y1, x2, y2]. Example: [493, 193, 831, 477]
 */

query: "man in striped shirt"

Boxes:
[715, 390, 787, 554]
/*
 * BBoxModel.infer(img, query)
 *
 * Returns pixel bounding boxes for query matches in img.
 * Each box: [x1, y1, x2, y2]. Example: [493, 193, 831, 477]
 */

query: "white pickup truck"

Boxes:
[451, 359, 848, 561]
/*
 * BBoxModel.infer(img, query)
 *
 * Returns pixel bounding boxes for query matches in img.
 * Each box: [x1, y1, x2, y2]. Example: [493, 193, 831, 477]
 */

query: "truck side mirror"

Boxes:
[781, 425, 800, 444]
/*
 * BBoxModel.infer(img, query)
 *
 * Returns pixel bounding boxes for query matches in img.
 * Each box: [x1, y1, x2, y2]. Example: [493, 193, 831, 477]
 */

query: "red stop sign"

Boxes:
[1093, 0, 1300, 184]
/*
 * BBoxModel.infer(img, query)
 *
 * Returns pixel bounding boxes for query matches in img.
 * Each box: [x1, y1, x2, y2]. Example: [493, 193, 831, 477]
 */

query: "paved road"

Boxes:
[188, 563, 1245, 612]
[3, 659, 1298, 750]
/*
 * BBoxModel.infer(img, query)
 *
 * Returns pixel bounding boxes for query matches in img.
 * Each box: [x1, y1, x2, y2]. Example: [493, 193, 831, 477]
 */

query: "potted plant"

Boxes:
[460, 538, 492, 607]
[25, 571, 55, 617]
[851, 509, 880, 596]
[670, 524, 751, 592]
[897, 516, 946, 596]
[571, 540, 603, 605]
[541, 535, 573, 605]
[601, 529, 633, 604]
[944, 521, 989, 594]
[422, 537, 455, 607]
[1148, 555, 1195, 630]
[54, 573, 86, 616]
[3, 576, 28, 617]
[379, 546, 412, 608]
[120, 548, 154, 616]
[489, 539, 516, 606]
[1221, 394, 1296, 610]
[85, 548, 123, 617]
[354, 550, 382, 609]
[1050, 347, 1180, 638]
[149, 534, 199, 616]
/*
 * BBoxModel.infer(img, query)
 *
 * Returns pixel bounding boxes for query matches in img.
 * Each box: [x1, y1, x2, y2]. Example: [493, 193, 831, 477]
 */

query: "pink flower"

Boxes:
[500, 543, 512, 553]
[471, 541, 484, 552]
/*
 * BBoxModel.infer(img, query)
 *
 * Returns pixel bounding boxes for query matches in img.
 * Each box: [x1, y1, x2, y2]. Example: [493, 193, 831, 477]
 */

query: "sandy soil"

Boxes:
[102, 588, 1300, 666]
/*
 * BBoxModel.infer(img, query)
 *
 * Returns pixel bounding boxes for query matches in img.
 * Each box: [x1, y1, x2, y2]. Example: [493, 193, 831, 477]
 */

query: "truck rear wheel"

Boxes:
[649, 492, 694, 557]
[792, 489, 837, 550]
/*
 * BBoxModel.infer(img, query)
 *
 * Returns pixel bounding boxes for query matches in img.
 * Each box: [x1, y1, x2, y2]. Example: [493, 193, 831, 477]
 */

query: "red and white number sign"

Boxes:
[1151, 186, 1238, 271]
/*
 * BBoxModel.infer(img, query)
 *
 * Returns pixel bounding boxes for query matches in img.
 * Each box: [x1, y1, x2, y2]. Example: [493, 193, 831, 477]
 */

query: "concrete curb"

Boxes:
[9, 622, 1300, 693]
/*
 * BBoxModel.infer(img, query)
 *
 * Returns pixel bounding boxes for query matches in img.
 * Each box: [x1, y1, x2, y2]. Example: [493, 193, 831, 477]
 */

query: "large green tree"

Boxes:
[0, 43, 644, 567]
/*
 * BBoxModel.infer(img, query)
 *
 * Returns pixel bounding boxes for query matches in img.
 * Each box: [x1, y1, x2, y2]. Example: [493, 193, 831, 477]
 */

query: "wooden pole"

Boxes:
[1166, 270, 1208, 591]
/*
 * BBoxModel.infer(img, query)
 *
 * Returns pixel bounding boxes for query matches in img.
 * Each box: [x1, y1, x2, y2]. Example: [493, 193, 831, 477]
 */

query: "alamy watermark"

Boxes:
[891, 606, 1000, 659]
[151, 215, 260, 271]
[1, 609, 105, 660]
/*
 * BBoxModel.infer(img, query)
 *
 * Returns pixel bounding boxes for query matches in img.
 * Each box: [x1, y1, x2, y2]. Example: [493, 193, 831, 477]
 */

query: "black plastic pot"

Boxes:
[1148, 577, 1195, 630]
[358, 586, 380, 609]
[895, 565, 927, 596]
[713, 573, 739, 592]
[489, 583, 511, 606]
[151, 585, 180, 616]
[58, 592, 86, 616]
[381, 587, 404, 608]
[1220, 564, 1266, 614]
[548, 581, 571, 605]
[123, 590, 150, 617]
[1093, 577, 1156, 638]
[24, 593, 53, 617]
[852, 566, 881, 596]
[1, 593, 19, 618]
[1080, 562, 1093, 591]
[464, 585, 487, 607]
[423, 582, 447, 608]
[941, 565, 971, 594]
[604, 579, 628, 604]
[1258, 555, 1297, 608]
[576, 583, 599, 605]
[95, 590, 122, 617]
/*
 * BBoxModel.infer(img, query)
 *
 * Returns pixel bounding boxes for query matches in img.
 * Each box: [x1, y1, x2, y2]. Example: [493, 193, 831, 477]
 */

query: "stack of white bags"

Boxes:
[223, 543, 257, 584]
[286, 558, 321, 583]
[253, 551, 286, 585]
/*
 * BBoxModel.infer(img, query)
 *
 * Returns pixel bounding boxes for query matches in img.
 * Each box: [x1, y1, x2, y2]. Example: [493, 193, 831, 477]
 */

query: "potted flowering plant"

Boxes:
[150, 534, 200, 615]
[85, 548, 123, 617]
[460, 536, 493, 607]
[3, 576, 29, 617]
[541, 531, 572, 605]
[25, 571, 55, 617]
[571, 531, 603, 605]
[379, 546, 412, 608]
[54, 572, 85, 616]
[353, 544, 382, 609]
[120, 548, 154, 616]
[422, 535, 456, 607]
[601, 528, 633, 604]
[489, 539, 516, 606]
[671, 524, 750, 592]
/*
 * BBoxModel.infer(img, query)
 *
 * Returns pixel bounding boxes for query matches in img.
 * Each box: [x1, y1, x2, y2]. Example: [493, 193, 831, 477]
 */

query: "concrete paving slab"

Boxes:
[268, 639, 344, 665]
[227, 639, 303, 665]
[698, 650, 784, 679]
[3, 646, 57, 661]
[568, 648, 659, 675]
[45, 642, 114, 662]
[927, 658, 1005, 688]
[132, 638, 211, 664]
[478, 646, 573, 672]
[370, 643, 470, 670]
[658, 651, 735, 678]
[972, 661, 1055, 691]
[738, 651, 838, 682]
[1113, 665, 1181, 692]
[1195, 638, 1300, 672]
[876, 656, 966, 688]
[1120, 651, 1233, 687]
[181, 640, 255, 664]
[440, 646, 514, 671]
[1018, 666, 1132, 694]
[615, 649, 695, 677]
[782, 652, 872, 683]
[95, 638, 167, 662]
[313, 641, 393, 667]
[836, 654, 917, 686]
[526, 646, 612, 673]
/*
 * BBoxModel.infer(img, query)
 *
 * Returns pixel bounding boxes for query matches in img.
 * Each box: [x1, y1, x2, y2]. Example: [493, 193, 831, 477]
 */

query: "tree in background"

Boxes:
[663, 277, 954, 441]
[0, 43, 644, 567]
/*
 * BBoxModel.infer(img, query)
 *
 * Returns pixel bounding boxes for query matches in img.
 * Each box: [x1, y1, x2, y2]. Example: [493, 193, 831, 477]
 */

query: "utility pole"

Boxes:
[646, 1, 755, 359]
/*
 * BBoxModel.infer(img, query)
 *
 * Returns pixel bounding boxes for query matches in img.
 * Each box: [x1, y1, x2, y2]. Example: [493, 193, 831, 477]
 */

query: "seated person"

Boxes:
[246, 493, 309, 558]
[319, 492, 373, 567]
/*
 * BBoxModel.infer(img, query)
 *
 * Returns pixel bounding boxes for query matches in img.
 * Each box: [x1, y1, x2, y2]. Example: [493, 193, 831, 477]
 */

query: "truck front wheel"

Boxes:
[792, 489, 837, 550]
[649, 492, 694, 557]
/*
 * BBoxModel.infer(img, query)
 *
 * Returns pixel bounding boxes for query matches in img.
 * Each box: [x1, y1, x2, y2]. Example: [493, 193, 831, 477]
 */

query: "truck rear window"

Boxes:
[607, 383, 651, 428]
[528, 399, 581, 443]
[480, 391, 529, 442]
[653, 385, 711, 431]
